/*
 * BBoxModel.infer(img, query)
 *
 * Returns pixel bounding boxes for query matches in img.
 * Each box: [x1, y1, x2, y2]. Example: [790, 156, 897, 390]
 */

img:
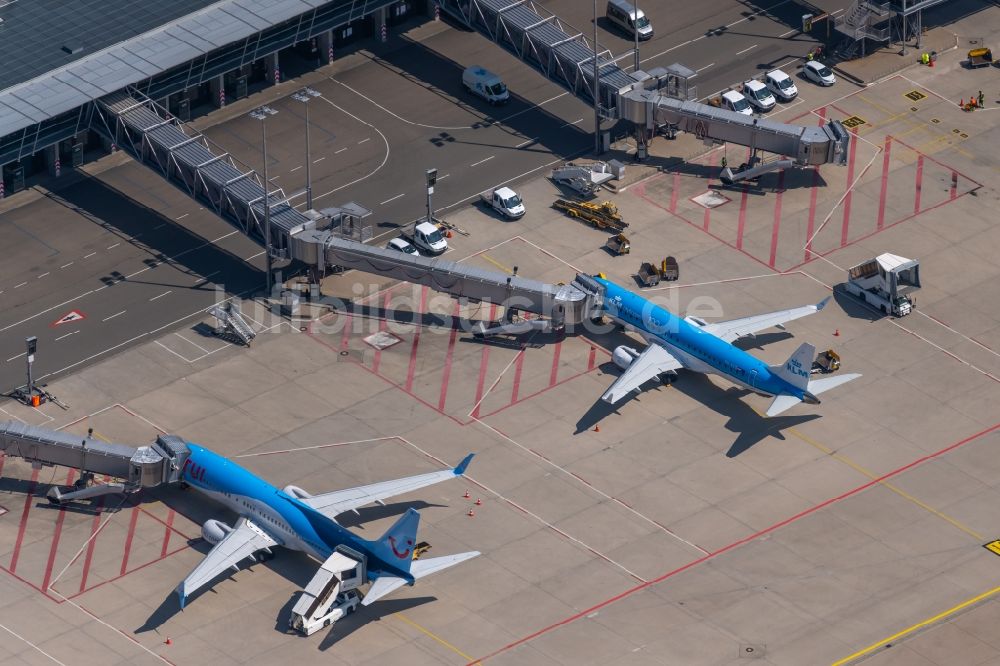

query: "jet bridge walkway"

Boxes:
[438, 0, 850, 169]
[0, 421, 190, 502]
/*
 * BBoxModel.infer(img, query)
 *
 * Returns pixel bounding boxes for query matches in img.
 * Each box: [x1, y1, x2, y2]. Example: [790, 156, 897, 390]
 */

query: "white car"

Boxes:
[388, 238, 420, 255]
[803, 60, 836, 86]
[721, 90, 753, 115]
[765, 69, 798, 101]
[743, 80, 775, 112]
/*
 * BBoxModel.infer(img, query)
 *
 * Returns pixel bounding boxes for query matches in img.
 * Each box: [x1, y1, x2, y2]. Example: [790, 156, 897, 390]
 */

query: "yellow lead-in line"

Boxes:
[831, 583, 1000, 665]
[478, 253, 513, 275]
[395, 612, 479, 663]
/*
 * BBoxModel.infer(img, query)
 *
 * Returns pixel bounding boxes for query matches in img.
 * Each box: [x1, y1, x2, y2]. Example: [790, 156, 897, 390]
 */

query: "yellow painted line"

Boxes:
[395, 612, 478, 663]
[478, 253, 513, 274]
[831, 583, 1000, 665]
[786, 425, 984, 540]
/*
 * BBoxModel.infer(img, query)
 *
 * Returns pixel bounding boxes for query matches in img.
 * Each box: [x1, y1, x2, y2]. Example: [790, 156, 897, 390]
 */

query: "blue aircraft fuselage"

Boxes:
[180, 444, 412, 582]
[594, 277, 807, 399]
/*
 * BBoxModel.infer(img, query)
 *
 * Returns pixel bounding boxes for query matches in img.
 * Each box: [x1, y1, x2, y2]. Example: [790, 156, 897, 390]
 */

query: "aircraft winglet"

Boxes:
[453, 453, 475, 476]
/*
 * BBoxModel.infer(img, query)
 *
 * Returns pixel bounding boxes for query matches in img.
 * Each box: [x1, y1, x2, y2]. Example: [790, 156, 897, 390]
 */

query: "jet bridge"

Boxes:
[438, 0, 850, 170]
[0, 421, 189, 502]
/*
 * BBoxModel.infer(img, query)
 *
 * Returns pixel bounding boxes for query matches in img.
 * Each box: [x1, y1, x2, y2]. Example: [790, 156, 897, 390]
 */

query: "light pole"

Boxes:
[425, 168, 438, 224]
[25, 336, 36, 400]
[291, 87, 321, 210]
[249, 105, 278, 296]
[593, 0, 601, 155]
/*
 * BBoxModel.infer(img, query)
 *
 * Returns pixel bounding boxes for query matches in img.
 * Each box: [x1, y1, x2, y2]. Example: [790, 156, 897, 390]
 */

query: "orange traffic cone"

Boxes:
[165, 638, 172, 646]
[467, 509, 475, 517]
[960, 98, 965, 107]
[463, 490, 470, 499]
[593, 425, 600, 432]
[834, 329, 840, 336]
[475, 498, 482, 506]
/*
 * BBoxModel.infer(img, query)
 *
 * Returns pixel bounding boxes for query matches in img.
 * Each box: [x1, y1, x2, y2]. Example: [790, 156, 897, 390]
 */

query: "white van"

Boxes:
[462, 66, 510, 105]
[606, 0, 653, 41]
[764, 69, 798, 102]
[721, 90, 753, 115]
[742, 80, 775, 112]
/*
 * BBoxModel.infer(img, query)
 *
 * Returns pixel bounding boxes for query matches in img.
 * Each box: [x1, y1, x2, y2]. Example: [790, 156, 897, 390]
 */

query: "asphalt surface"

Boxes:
[0, 0, 852, 397]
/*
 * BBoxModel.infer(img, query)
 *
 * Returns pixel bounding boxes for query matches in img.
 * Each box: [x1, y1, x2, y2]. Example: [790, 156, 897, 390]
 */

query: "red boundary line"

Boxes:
[41, 469, 75, 592]
[768, 169, 785, 268]
[437, 301, 461, 413]
[669, 171, 680, 213]
[78, 493, 107, 594]
[405, 287, 429, 393]
[9, 468, 39, 574]
[914, 154, 924, 215]
[471, 304, 498, 419]
[840, 128, 859, 248]
[549, 341, 562, 386]
[468, 420, 1000, 664]
[160, 509, 175, 559]
[876, 135, 893, 230]
[119, 505, 140, 576]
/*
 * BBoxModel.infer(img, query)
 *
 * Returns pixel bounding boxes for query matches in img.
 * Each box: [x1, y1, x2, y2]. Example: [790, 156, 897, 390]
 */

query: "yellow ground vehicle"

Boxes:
[553, 198, 628, 233]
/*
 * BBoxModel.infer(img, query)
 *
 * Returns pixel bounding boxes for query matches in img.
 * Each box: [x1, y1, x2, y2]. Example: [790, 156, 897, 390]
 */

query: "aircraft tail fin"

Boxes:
[361, 551, 480, 606]
[769, 342, 815, 392]
[368, 508, 420, 575]
[766, 372, 862, 416]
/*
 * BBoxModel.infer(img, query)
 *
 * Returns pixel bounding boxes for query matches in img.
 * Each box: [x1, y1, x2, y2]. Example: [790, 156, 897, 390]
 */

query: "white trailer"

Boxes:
[289, 550, 365, 636]
[843, 253, 920, 317]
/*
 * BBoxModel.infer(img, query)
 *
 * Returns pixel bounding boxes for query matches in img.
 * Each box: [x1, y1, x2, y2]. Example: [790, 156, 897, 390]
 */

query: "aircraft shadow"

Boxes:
[337, 500, 443, 530]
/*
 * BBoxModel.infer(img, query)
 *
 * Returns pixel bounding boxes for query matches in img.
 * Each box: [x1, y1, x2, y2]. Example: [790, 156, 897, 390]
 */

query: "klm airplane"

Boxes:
[594, 276, 860, 416]
[175, 444, 478, 608]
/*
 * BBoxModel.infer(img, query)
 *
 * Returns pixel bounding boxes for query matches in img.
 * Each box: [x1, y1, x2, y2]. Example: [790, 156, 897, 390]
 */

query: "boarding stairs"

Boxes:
[551, 162, 617, 195]
[208, 301, 256, 346]
[835, 0, 892, 56]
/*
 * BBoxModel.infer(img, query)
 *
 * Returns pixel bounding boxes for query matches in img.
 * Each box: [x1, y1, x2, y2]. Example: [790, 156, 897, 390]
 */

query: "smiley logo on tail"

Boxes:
[388, 536, 413, 559]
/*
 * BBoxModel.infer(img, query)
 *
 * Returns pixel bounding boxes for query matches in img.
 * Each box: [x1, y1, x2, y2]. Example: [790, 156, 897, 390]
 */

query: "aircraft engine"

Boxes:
[202, 519, 234, 545]
[612, 346, 641, 370]
[282, 484, 312, 500]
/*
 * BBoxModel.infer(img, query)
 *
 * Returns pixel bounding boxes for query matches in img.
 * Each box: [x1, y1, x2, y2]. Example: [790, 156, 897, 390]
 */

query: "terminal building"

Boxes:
[0, 0, 431, 196]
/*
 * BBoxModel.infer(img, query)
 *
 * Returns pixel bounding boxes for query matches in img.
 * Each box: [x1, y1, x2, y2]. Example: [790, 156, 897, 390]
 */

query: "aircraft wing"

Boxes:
[301, 454, 474, 521]
[601, 343, 683, 404]
[176, 517, 278, 608]
[700, 297, 830, 343]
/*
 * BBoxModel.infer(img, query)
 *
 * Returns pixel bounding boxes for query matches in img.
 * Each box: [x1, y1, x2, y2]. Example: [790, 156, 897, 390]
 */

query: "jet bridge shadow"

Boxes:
[44, 172, 266, 298]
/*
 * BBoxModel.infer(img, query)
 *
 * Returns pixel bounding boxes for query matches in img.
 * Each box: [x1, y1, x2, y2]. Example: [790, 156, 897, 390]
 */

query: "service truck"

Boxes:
[479, 186, 525, 219]
[462, 66, 510, 105]
[402, 221, 448, 255]
[843, 253, 920, 316]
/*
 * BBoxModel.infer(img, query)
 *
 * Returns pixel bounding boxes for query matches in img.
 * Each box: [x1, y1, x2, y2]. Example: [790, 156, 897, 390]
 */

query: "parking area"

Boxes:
[1, 4, 1000, 666]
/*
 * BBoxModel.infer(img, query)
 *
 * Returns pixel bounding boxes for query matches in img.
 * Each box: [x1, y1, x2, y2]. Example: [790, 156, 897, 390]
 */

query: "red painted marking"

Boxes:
[669, 172, 680, 213]
[119, 505, 141, 576]
[41, 469, 76, 592]
[950, 171, 958, 199]
[587, 346, 597, 371]
[78, 487, 108, 594]
[9, 468, 39, 573]
[510, 347, 526, 405]
[437, 301, 461, 412]
[802, 108, 826, 263]
[914, 154, 924, 214]
[371, 291, 393, 374]
[702, 152, 717, 231]
[160, 509, 175, 558]
[467, 420, 1000, 665]
[404, 287, 429, 393]
[339, 312, 353, 350]
[735, 185, 749, 250]
[549, 341, 562, 386]
[840, 129, 859, 247]
[471, 304, 498, 418]
[768, 169, 785, 269]
[876, 136, 892, 230]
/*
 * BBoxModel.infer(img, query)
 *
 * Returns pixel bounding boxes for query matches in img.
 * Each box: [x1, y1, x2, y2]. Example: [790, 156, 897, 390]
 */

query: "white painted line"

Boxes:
[37, 272, 49, 279]
[516, 137, 538, 148]
[0, 622, 68, 666]
[831, 7, 844, 15]
[334, 147, 348, 154]
[357, 137, 370, 144]
[696, 63, 716, 72]
[380, 193, 405, 205]
[438, 174, 450, 181]
[245, 250, 265, 260]
[780, 28, 797, 37]
[289, 165, 303, 172]
[149, 290, 172, 301]
[55, 330, 79, 341]
[153, 223, 166, 229]
[175, 213, 189, 220]
[470, 155, 495, 167]
[313, 157, 326, 163]
[194, 270, 221, 283]
[736, 44, 757, 56]
[561, 118, 584, 128]
[102, 310, 126, 322]
[83, 252, 96, 258]
[7, 353, 24, 362]
[60, 262, 73, 269]
[107, 243, 120, 250]
[14, 282, 26, 289]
